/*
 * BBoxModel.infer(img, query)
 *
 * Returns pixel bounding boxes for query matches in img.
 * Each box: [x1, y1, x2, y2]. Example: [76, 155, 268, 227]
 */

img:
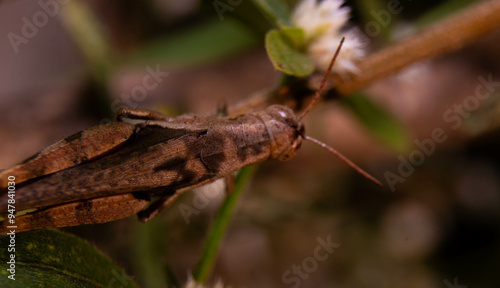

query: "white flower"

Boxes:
[308, 28, 366, 74]
[292, 0, 366, 76]
[292, 0, 350, 42]
[183, 274, 226, 288]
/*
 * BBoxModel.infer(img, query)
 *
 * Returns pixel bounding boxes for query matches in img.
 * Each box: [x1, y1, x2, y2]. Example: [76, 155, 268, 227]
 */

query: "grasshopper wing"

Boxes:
[0, 193, 149, 233]
[0, 122, 135, 188]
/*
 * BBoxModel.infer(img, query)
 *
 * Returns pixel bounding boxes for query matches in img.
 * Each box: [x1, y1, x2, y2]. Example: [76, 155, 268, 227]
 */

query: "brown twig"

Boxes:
[229, 0, 500, 116]
[336, 0, 500, 95]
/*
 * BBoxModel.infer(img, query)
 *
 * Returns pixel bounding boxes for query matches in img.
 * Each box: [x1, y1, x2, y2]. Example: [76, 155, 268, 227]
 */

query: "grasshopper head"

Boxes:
[259, 38, 382, 186]
[262, 39, 346, 163]
[263, 104, 383, 186]
[265, 105, 305, 161]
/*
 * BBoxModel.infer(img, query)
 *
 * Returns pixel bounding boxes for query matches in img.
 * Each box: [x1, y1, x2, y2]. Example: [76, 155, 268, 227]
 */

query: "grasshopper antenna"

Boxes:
[305, 136, 383, 187]
[298, 37, 382, 187]
[299, 37, 345, 120]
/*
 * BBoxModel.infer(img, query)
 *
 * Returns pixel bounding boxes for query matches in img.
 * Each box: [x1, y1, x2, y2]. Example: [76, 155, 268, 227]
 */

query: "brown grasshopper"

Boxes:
[0, 38, 381, 233]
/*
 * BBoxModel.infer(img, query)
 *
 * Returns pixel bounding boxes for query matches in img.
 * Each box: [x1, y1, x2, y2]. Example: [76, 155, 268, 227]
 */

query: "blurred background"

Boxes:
[1, 0, 500, 287]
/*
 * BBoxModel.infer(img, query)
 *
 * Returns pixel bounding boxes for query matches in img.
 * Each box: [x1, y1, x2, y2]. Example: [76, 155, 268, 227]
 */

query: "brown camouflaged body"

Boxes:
[0, 105, 303, 232]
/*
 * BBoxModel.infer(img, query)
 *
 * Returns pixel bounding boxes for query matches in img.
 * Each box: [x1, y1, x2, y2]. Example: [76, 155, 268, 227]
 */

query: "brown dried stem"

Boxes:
[229, 0, 500, 116]
[336, 0, 500, 95]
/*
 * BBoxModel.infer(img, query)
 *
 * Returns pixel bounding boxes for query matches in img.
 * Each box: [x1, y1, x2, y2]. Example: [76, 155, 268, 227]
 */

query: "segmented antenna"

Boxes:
[300, 37, 382, 187]
[305, 136, 383, 186]
[299, 37, 345, 120]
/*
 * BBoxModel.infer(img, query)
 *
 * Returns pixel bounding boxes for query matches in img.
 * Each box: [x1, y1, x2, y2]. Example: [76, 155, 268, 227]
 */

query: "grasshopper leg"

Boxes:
[137, 194, 181, 223]
[216, 99, 228, 117]
[117, 107, 173, 122]
[224, 175, 234, 195]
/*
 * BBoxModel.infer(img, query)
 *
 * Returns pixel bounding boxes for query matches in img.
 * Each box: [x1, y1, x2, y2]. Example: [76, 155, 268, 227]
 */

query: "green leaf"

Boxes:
[341, 92, 409, 153]
[132, 19, 258, 68]
[251, 0, 291, 25]
[265, 29, 314, 77]
[193, 166, 256, 284]
[279, 26, 306, 48]
[0, 229, 137, 288]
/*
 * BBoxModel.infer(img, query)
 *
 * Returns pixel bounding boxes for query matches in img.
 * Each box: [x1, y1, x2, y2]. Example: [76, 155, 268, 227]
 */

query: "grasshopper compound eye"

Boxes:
[265, 105, 300, 129]
[260, 104, 304, 161]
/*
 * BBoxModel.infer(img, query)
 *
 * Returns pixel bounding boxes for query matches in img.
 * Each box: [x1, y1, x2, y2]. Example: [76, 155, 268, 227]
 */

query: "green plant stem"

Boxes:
[192, 166, 256, 284]
[61, 0, 112, 84]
